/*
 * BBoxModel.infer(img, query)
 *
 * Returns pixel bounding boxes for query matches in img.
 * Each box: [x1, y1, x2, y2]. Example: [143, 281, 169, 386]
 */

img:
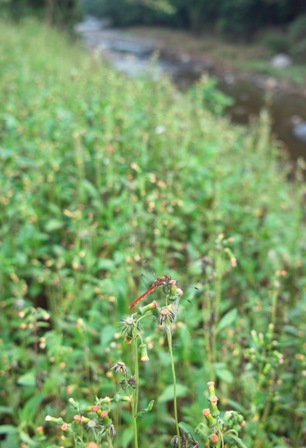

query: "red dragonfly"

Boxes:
[129, 274, 173, 309]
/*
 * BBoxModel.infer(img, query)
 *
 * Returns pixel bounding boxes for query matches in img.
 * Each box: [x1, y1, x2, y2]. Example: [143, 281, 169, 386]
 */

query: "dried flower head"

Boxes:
[87, 420, 97, 429]
[109, 361, 128, 376]
[120, 376, 136, 391]
[158, 307, 176, 326]
[108, 424, 116, 438]
[120, 316, 137, 341]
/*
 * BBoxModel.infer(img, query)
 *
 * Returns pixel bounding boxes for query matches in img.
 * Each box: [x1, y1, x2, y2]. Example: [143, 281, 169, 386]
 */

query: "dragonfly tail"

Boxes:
[129, 285, 156, 309]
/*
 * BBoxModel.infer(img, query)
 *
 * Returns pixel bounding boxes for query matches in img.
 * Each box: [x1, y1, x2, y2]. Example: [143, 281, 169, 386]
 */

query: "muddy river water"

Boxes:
[76, 16, 306, 161]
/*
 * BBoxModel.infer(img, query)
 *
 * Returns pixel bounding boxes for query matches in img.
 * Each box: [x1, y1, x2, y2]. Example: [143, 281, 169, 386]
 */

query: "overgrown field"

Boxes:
[0, 19, 305, 448]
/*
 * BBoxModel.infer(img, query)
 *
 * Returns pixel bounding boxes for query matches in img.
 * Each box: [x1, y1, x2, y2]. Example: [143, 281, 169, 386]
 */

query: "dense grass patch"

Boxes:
[0, 19, 305, 448]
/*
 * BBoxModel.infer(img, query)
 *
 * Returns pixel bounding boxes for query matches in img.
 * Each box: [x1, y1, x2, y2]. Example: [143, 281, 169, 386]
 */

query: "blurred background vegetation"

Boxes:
[2, 0, 306, 61]
[83, 0, 306, 37]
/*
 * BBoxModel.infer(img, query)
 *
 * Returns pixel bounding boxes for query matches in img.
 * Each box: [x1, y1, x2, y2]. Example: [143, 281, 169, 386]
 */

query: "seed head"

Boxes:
[109, 361, 128, 376]
[108, 424, 116, 438]
[87, 420, 97, 429]
[158, 307, 176, 326]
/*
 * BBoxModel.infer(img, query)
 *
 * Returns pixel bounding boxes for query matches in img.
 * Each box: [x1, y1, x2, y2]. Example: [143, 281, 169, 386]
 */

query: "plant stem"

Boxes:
[166, 323, 181, 448]
[132, 327, 139, 448]
[271, 287, 278, 327]
[211, 253, 223, 380]
[106, 432, 114, 448]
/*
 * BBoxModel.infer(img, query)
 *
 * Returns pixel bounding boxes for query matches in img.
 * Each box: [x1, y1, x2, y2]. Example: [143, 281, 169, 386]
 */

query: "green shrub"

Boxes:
[263, 32, 290, 54]
[289, 14, 306, 62]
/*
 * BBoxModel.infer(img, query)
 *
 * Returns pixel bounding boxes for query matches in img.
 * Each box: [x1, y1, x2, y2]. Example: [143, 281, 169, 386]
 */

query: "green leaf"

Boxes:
[20, 430, 39, 447]
[83, 179, 98, 198]
[216, 368, 233, 384]
[158, 384, 189, 403]
[100, 325, 116, 349]
[119, 426, 134, 448]
[225, 433, 249, 448]
[178, 422, 198, 439]
[217, 308, 238, 334]
[0, 433, 20, 448]
[224, 398, 246, 413]
[97, 259, 115, 271]
[44, 219, 64, 232]
[0, 425, 18, 435]
[19, 394, 45, 423]
[0, 407, 13, 415]
[136, 400, 155, 417]
[17, 371, 36, 387]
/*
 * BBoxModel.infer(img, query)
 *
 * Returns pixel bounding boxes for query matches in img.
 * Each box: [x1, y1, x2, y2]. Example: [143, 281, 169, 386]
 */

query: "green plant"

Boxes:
[263, 32, 290, 54]
[196, 382, 246, 448]
[289, 15, 306, 62]
[0, 17, 305, 448]
[45, 274, 186, 447]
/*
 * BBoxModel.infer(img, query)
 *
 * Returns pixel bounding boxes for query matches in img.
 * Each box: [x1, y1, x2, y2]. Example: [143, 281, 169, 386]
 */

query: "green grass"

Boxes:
[0, 18, 305, 448]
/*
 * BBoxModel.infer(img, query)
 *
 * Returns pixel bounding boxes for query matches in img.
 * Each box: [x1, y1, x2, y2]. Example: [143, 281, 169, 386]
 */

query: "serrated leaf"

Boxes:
[158, 384, 189, 403]
[217, 308, 237, 334]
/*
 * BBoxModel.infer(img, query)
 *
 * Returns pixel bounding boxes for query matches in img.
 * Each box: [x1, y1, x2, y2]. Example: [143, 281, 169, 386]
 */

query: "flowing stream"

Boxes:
[76, 16, 306, 161]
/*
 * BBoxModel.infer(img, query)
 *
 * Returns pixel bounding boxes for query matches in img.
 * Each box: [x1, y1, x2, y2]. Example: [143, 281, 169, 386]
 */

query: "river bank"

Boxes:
[127, 26, 306, 92]
[76, 17, 306, 160]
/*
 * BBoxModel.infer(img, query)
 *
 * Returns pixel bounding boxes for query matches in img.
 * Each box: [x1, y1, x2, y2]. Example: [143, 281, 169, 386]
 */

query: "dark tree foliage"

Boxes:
[45, 0, 81, 28]
[1, 0, 80, 26]
[84, 0, 177, 27]
[83, 0, 306, 36]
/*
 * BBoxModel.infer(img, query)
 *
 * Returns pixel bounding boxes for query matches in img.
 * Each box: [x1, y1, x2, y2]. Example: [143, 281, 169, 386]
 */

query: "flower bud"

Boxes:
[45, 415, 64, 425]
[202, 408, 216, 427]
[139, 343, 149, 362]
[210, 433, 219, 445]
[207, 381, 216, 396]
[100, 412, 112, 426]
[87, 405, 100, 412]
[138, 301, 158, 315]
[210, 397, 220, 417]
